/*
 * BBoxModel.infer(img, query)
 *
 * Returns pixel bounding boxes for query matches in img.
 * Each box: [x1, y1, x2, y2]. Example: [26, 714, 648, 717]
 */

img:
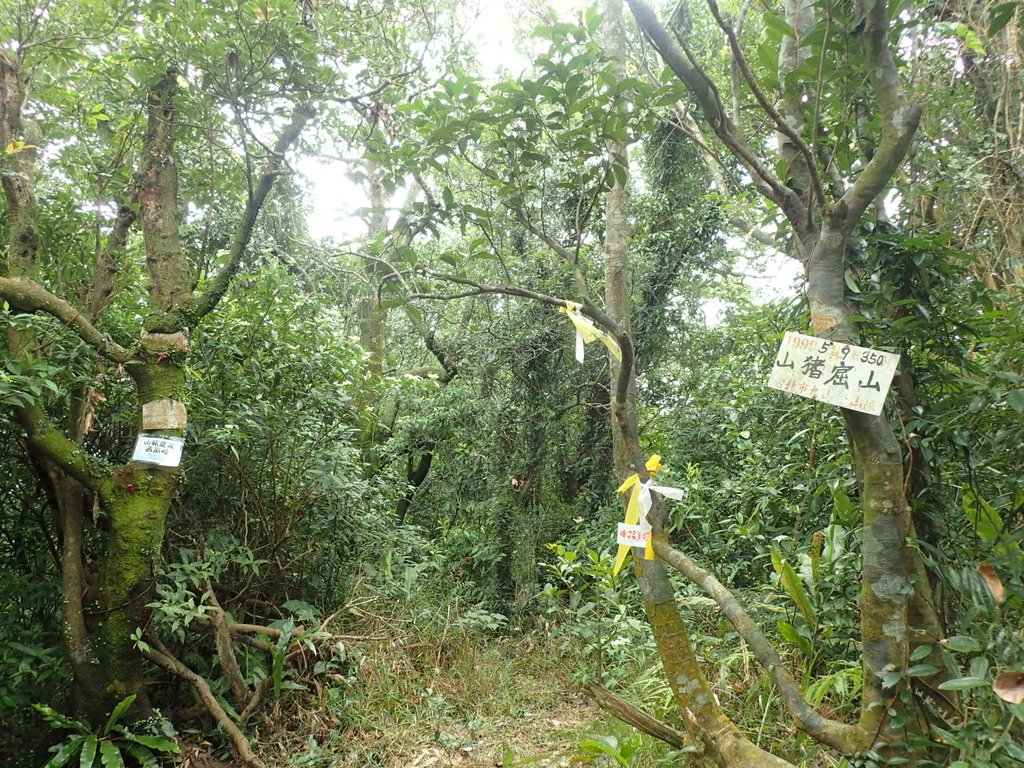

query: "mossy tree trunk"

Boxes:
[0, 54, 311, 721]
[626, 0, 951, 760]
[598, 3, 801, 763]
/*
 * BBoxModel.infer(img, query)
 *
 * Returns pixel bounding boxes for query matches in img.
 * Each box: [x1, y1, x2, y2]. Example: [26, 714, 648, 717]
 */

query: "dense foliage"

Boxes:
[2, 1, 1022, 767]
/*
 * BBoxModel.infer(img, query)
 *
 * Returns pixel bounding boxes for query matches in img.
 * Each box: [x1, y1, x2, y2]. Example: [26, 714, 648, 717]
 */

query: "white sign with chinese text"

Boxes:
[131, 434, 185, 467]
[767, 332, 900, 416]
[617, 522, 651, 548]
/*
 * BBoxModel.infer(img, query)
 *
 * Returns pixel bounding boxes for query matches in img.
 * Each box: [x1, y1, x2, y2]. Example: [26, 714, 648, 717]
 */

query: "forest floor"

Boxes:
[252, 598, 683, 768]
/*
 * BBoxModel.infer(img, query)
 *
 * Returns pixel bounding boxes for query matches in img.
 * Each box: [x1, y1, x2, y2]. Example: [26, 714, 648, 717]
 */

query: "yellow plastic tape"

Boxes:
[558, 301, 622, 364]
[613, 455, 685, 575]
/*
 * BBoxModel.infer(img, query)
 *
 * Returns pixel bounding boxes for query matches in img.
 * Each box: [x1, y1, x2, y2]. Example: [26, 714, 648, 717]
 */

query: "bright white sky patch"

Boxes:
[300, 0, 801, 309]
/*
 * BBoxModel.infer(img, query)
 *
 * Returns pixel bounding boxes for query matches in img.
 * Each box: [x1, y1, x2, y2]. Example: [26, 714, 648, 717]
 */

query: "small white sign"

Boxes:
[767, 331, 900, 416]
[617, 523, 650, 548]
[131, 434, 185, 467]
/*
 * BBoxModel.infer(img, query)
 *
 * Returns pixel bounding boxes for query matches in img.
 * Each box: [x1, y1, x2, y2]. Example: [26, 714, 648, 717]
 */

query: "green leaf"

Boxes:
[931, 725, 970, 750]
[98, 740, 124, 768]
[1006, 389, 1024, 412]
[881, 668, 903, 689]
[34, 704, 88, 734]
[777, 619, 801, 646]
[989, 2, 1019, 35]
[944, 635, 983, 653]
[762, 10, 796, 38]
[102, 695, 136, 736]
[907, 664, 940, 678]
[909, 644, 933, 662]
[844, 269, 861, 294]
[272, 626, 292, 700]
[43, 737, 86, 768]
[937, 676, 989, 691]
[79, 736, 98, 768]
[122, 735, 180, 754]
[772, 547, 815, 625]
[124, 746, 157, 768]
[969, 656, 989, 678]
[963, 488, 1003, 542]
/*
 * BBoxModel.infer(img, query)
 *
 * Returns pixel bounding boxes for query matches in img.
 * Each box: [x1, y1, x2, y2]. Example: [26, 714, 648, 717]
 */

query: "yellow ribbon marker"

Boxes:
[613, 455, 685, 575]
[558, 301, 622, 364]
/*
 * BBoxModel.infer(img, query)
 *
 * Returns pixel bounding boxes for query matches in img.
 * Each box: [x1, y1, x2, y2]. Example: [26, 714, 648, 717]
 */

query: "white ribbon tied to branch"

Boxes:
[558, 301, 622, 364]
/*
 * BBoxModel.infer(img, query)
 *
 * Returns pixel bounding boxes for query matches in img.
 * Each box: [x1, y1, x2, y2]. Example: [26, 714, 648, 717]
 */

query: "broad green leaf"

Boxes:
[937, 676, 988, 691]
[909, 644, 933, 662]
[772, 547, 815, 625]
[844, 269, 861, 294]
[98, 740, 124, 768]
[1006, 389, 1024, 412]
[989, 2, 1019, 35]
[102, 695, 136, 735]
[969, 656, 989, 678]
[943, 635, 983, 653]
[124, 746, 157, 768]
[782, 561, 816, 625]
[43, 737, 86, 768]
[123, 735, 180, 754]
[79, 736, 98, 768]
[931, 725, 970, 750]
[907, 664, 940, 678]
[963, 488, 1002, 542]
[762, 10, 796, 38]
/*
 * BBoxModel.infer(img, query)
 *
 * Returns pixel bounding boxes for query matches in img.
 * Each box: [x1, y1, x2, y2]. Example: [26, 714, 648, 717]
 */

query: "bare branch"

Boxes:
[513, 209, 593, 301]
[143, 637, 267, 768]
[705, 0, 827, 209]
[588, 682, 691, 751]
[728, 217, 777, 247]
[192, 102, 315, 320]
[652, 538, 868, 753]
[85, 202, 137, 320]
[204, 579, 249, 708]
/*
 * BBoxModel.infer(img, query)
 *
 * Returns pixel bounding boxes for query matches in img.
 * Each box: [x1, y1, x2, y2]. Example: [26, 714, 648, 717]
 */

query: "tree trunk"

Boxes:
[0, 52, 309, 724]
[600, 3, 796, 764]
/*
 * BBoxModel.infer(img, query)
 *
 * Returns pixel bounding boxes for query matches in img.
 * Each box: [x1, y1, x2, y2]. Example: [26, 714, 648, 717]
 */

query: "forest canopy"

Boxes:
[1, 1, 1022, 767]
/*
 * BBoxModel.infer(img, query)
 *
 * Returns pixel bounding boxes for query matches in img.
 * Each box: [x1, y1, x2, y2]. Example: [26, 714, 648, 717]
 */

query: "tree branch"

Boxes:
[142, 636, 267, 768]
[705, 0, 826, 209]
[587, 681, 691, 751]
[204, 579, 249, 708]
[410, 271, 636, 430]
[652, 538, 867, 753]
[192, 102, 315, 320]
[728, 217, 777, 247]
[86, 201, 137, 320]
[837, 0, 921, 227]
[0, 277, 134, 362]
[10, 405, 107, 489]
[626, 0, 809, 231]
[513, 209, 593, 302]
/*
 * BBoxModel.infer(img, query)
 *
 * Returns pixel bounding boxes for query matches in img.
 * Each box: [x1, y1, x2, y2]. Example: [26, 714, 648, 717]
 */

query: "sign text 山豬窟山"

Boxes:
[767, 332, 900, 416]
[131, 434, 185, 467]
